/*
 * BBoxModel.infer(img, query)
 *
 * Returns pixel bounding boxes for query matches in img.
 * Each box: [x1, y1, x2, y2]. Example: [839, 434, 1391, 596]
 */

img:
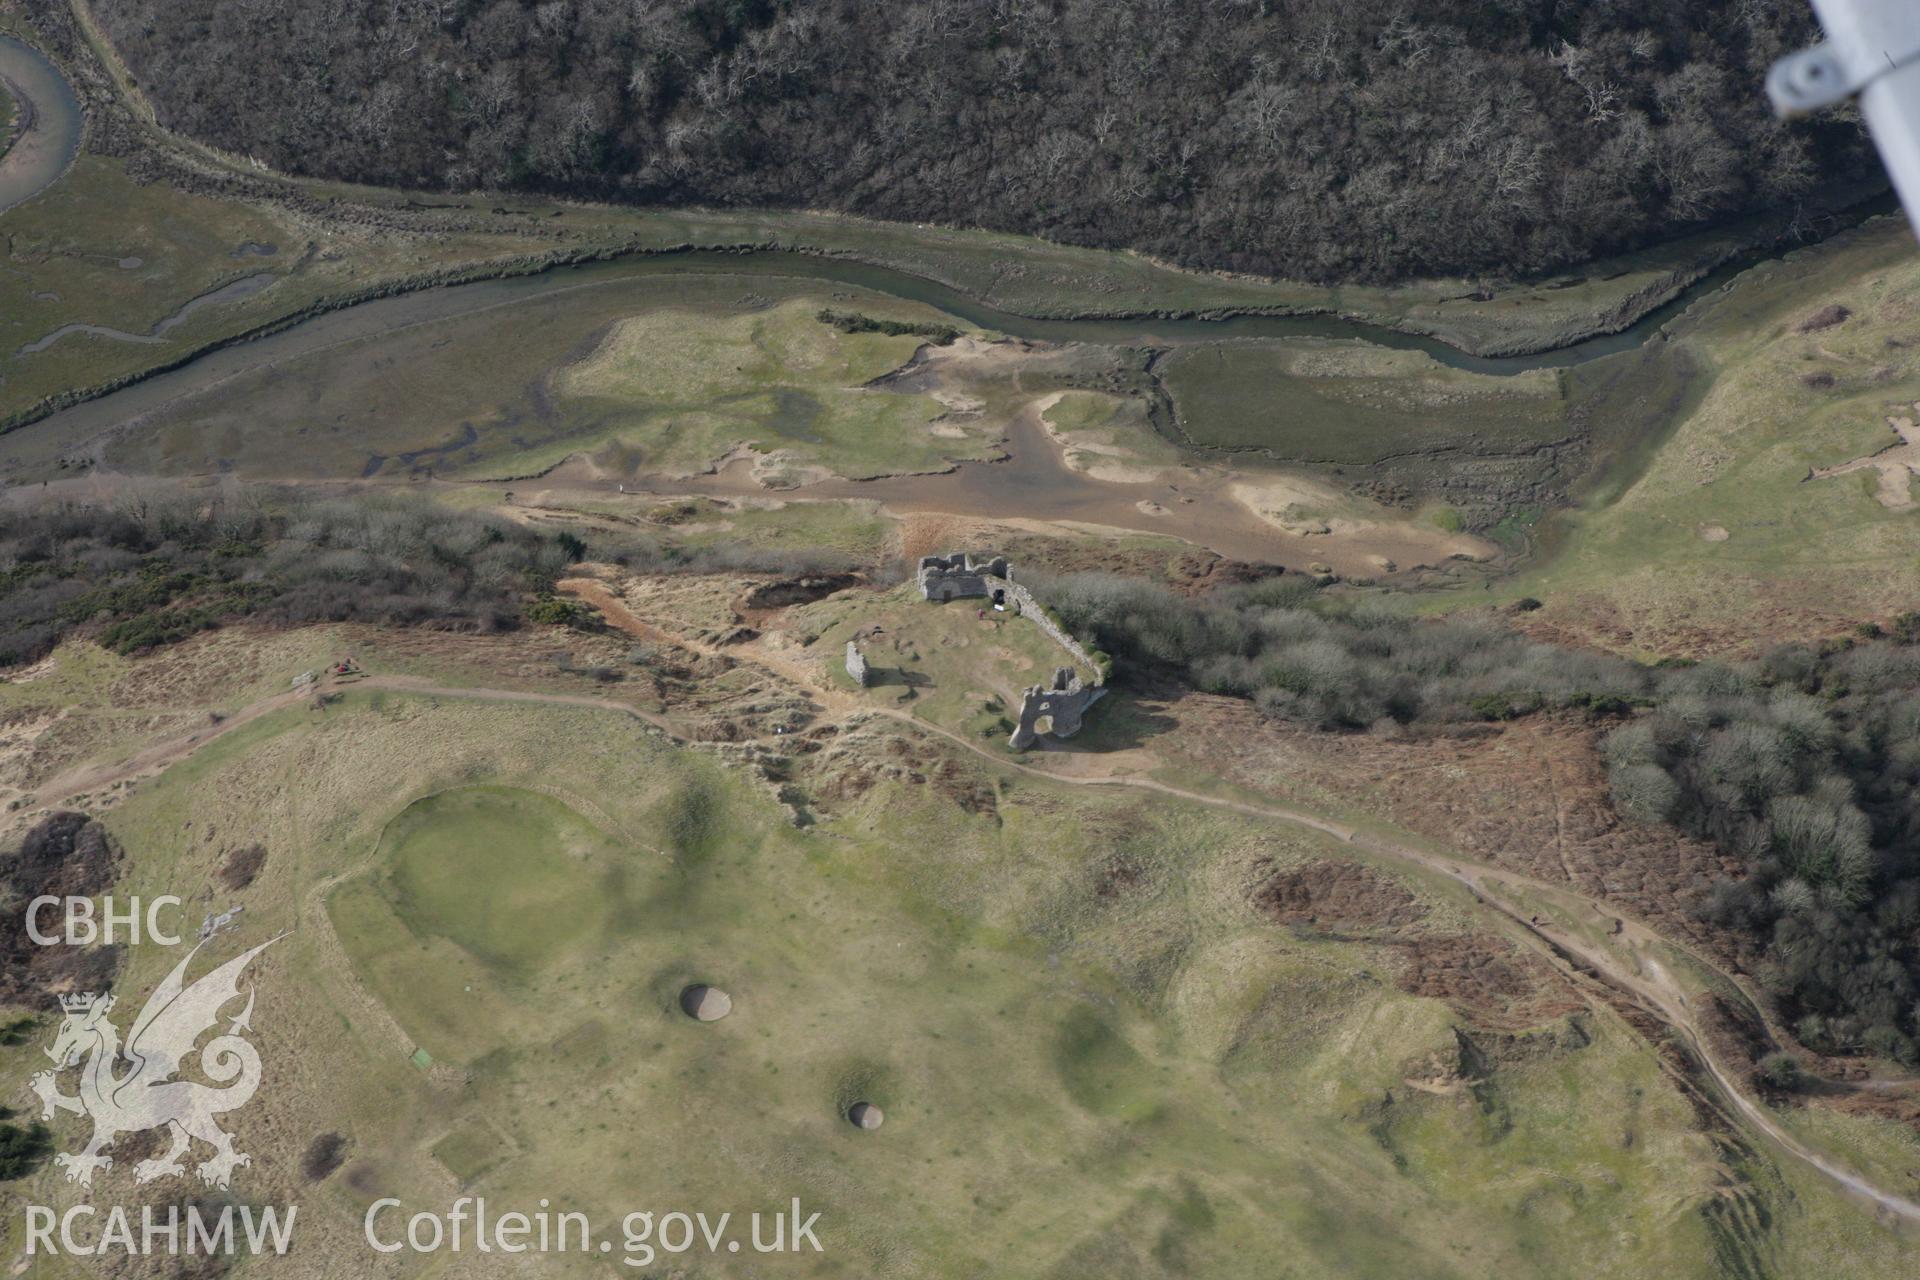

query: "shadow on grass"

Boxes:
[1049, 685, 1178, 753]
[867, 665, 933, 690]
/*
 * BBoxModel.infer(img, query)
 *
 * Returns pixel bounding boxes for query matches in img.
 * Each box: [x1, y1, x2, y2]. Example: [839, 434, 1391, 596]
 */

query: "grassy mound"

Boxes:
[13, 686, 1897, 1277]
[553, 298, 980, 479]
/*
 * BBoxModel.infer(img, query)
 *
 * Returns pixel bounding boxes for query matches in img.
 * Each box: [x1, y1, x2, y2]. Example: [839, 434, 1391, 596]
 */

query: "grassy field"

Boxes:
[1, 673, 1890, 1276]
[1774, 1104, 1920, 1217]
[653, 498, 897, 559]
[56, 276, 991, 484]
[1159, 340, 1568, 464]
[552, 298, 977, 480]
[367, 787, 636, 976]
[331, 785, 670, 1061]
[1477, 217, 1920, 654]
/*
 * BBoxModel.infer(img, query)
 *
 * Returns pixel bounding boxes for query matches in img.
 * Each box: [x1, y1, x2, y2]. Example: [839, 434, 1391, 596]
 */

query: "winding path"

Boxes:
[23, 618, 1920, 1231]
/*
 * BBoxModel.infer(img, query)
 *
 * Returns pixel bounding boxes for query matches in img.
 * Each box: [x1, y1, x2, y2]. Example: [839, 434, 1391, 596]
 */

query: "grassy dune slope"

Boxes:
[1483, 218, 1920, 654]
[1, 682, 1909, 1277]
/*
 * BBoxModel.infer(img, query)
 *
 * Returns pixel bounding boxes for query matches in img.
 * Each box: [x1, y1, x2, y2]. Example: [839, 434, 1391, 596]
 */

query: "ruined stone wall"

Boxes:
[918, 551, 1110, 749]
[845, 640, 871, 687]
[915, 553, 1104, 686]
[916, 552, 1011, 602]
[997, 580, 1104, 685]
[1009, 669, 1108, 750]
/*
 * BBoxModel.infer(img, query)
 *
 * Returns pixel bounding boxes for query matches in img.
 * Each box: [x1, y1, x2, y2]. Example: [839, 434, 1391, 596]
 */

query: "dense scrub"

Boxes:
[0, 491, 872, 667]
[0, 1118, 51, 1181]
[1042, 572, 1651, 728]
[816, 310, 958, 344]
[0, 812, 123, 1009]
[1608, 633, 1920, 1065]
[90, 0, 1872, 283]
[0, 495, 578, 664]
[1046, 571, 1920, 1062]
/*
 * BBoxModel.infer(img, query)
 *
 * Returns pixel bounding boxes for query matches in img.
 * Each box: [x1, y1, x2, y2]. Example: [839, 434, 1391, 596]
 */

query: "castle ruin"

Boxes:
[916, 552, 1011, 603]
[916, 553, 1107, 750]
[1008, 667, 1104, 750]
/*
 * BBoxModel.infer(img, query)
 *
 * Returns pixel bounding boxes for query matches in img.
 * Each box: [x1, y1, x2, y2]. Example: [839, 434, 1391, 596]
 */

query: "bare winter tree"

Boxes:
[86, 0, 1877, 284]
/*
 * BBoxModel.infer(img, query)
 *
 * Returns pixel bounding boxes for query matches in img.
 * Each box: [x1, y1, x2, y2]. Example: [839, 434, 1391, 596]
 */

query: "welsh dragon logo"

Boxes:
[28, 936, 281, 1189]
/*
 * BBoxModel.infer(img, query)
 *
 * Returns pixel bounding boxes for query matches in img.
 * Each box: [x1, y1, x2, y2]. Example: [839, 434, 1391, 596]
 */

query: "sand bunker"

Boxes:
[847, 1102, 884, 1130]
[1230, 476, 1344, 533]
[680, 984, 733, 1021]
[930, 388, 985, 416]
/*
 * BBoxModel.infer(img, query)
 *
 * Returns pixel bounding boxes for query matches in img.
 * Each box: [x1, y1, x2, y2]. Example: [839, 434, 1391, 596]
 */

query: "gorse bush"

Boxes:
[525, 596, 590, 627]
[1037, 571, 1650, 729]
[0, 493, 577, 664]
[1042, 571, 1920, 1062]
[0, 489, 880, 667]
[1758, 1051, 1803, 1092]
[816, 310, 958, 345]
[0, 1119, 50, 1180]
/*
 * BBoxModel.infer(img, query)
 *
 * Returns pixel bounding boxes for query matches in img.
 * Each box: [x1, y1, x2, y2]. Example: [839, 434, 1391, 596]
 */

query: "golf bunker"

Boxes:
[680, 983, 733, 1021]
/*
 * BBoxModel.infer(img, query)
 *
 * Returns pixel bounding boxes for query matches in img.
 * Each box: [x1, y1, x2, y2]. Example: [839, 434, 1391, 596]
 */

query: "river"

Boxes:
[0, 29, 1895, 455]
[0, 34, 82, 216]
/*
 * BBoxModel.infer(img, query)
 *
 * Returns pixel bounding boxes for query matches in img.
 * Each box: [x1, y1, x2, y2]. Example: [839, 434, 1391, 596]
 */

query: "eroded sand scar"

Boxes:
[1034, 389, 1177, 485]
[1229, 475, 1493, 572]
[1810, 405, 1920, 510]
